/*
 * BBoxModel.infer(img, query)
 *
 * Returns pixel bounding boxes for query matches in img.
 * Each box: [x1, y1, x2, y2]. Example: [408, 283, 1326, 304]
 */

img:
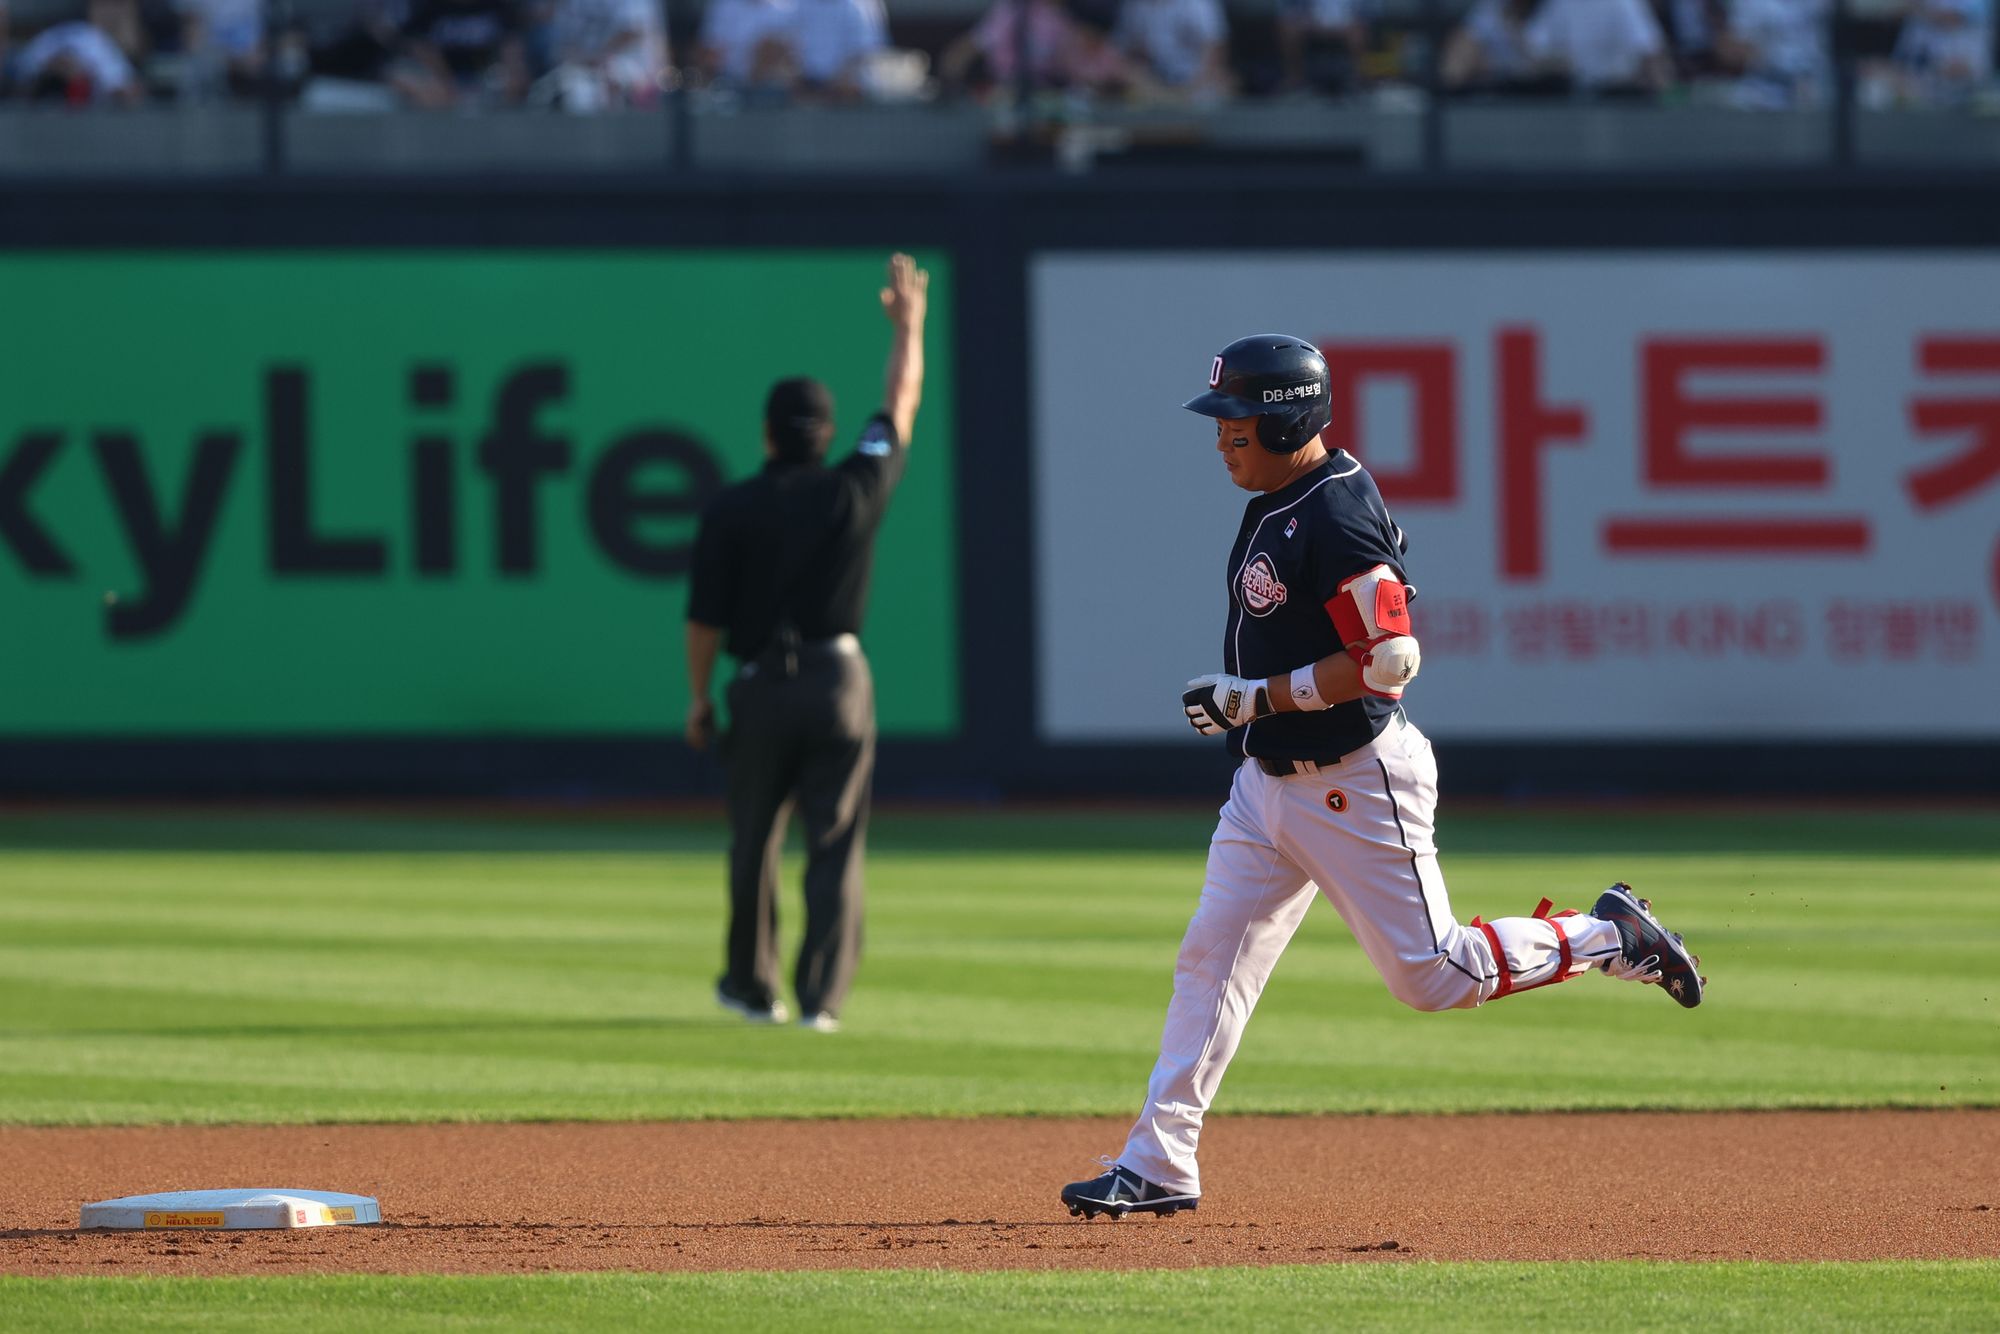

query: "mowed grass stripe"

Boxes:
[0, 811, 1994, 1124]
[19, 807, 1996, 855]
[3, 1263, 1998, 1332]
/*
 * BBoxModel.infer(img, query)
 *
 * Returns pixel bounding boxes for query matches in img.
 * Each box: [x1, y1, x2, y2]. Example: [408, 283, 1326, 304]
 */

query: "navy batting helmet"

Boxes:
[1182, 334, 1332, 455]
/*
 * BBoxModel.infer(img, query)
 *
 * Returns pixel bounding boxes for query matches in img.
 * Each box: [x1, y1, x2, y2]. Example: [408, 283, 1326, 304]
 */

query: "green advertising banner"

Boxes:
[0, 251, 958, 736]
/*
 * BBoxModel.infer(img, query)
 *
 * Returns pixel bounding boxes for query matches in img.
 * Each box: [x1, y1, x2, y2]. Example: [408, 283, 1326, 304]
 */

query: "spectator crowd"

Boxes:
[0, 0, 1988, 110]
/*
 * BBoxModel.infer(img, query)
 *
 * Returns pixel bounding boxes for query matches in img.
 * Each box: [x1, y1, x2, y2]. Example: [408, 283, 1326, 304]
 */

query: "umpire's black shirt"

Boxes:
[688, 414, 905, 659]
[1223, 451, 1407, 763]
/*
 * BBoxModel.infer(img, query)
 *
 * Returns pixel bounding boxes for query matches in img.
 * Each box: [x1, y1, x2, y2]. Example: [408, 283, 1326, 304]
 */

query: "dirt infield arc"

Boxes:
[2, 1111, 1995, 1276]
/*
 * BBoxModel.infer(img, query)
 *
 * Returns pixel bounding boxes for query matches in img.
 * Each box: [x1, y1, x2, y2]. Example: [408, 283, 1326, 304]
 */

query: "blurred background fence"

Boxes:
[1, 0, 1997, 800]
[3, 0, 2000, 174]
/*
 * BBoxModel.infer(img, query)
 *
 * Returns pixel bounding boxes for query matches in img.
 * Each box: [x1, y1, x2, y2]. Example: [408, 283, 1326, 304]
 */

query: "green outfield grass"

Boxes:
[5, 1262, 1998, 1332]
[0, 807, 1993, 1123]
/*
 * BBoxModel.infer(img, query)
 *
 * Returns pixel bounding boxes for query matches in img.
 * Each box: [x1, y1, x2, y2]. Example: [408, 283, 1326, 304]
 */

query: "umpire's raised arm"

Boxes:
[878, 253, 929, 446]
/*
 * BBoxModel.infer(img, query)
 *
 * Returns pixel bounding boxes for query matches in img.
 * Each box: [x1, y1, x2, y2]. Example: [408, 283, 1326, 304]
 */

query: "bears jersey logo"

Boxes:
[1240, 553, 1288, 616]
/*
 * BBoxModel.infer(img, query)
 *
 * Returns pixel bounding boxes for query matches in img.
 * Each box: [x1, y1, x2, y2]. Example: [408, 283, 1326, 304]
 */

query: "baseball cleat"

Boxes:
[1592, 883, 1705, 1009]
[1060, 1163, 1199, 1220]
[715, 980, 789, 1025]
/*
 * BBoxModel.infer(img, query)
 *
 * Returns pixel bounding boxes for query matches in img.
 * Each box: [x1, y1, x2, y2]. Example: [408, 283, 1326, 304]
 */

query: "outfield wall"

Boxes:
[1033, 253, 2000, 744]
[2, 176, 1997, 797]
[0, 252, 959, 739]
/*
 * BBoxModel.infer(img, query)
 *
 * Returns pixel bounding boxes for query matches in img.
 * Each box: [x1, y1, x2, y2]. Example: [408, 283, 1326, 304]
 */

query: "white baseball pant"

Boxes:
[1118, 711, 1624, 1195]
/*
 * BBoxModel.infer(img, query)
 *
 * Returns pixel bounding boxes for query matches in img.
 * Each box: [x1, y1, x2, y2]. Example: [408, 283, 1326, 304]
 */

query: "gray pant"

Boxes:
[720, 639, 874, 1018]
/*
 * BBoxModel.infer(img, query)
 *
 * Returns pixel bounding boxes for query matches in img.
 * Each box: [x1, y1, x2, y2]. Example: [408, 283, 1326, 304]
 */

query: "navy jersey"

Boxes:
[1223, 451, 1409, 762]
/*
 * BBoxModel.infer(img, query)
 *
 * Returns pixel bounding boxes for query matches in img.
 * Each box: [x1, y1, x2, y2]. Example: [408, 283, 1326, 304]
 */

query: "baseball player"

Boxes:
[1060, 334, 1705, 1220]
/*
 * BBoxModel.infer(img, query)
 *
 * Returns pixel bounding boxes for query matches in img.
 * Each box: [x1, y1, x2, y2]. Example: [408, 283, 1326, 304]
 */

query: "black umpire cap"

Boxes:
[766, 377, 836, 461]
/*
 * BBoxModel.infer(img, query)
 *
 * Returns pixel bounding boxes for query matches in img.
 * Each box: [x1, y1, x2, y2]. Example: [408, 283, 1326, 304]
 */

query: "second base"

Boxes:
[80, 1188, 382, 1230]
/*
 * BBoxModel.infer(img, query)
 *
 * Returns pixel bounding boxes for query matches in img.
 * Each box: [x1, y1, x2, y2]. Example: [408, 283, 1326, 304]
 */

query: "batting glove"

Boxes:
[1182, 674, 1271, 735]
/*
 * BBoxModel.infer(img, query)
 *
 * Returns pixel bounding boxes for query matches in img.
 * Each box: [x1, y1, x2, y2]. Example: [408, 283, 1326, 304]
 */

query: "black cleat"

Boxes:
[1592, 882, 1705, 1009]
[1059, 1164, 1199, 1220]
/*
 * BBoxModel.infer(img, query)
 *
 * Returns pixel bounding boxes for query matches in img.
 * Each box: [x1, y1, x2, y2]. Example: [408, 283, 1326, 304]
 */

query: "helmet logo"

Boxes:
[1262, 381, 1323, 403]
[1239, 553, 1289, 616]
[1209, 355, 1224, 388]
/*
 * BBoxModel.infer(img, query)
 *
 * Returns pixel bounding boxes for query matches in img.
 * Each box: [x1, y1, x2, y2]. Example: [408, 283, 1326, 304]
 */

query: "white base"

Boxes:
[80, 1188, 381, 1230]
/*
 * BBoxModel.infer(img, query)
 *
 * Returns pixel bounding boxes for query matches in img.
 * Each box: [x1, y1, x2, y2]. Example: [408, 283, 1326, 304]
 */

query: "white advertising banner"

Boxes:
[1031, 253, 2000, 740]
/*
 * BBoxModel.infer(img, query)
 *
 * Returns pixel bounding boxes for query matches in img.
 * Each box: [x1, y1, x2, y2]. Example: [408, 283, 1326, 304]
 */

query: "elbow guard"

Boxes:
[1327, 563, 1419, 698]
[1354, 634, 1421, 699]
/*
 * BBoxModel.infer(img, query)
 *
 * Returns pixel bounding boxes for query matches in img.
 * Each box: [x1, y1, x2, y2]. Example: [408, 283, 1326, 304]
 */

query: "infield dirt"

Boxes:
[2, 1111, 1995, 1276]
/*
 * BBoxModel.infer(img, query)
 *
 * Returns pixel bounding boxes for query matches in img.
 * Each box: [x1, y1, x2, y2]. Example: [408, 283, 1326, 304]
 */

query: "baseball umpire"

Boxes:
[684, 253, 929, 1034]
[1060, 333, 1705, 1219]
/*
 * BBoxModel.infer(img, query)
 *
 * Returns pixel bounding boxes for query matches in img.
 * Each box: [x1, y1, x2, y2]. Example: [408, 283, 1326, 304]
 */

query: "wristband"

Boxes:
[1288, 663, 1328, 712]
